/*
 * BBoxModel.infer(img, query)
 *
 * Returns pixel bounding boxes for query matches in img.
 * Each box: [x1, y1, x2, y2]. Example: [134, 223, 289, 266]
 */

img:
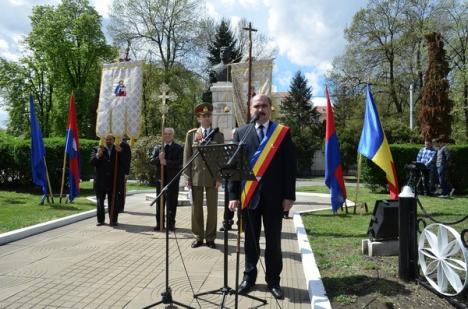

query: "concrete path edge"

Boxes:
[293, 212, 332, 309]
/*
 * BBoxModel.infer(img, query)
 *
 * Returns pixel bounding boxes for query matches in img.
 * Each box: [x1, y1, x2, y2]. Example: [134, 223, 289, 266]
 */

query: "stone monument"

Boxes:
[209, 46, 235, 140]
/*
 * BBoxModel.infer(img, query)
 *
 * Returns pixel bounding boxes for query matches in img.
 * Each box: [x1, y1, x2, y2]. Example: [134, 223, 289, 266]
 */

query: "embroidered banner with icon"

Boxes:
[96, 61, 143, 139]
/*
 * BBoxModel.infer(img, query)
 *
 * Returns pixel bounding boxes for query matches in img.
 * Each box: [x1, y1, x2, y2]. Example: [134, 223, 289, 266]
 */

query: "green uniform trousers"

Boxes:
[191, 185, 218, 242]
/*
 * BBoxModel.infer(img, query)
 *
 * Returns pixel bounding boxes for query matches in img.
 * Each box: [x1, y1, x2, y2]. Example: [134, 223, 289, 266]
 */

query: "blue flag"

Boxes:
[29, 95, 48, 194]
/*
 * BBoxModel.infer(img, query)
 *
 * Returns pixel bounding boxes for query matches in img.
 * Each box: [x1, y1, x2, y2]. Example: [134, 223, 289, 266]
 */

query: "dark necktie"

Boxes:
[258, 125, 264, 142]
[164, 144, 170, 154]
[203, 129, 208, 139]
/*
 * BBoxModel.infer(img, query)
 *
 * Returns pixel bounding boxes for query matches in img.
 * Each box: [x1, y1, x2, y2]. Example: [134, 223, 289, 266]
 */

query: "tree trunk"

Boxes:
[464, 81, 468, 137]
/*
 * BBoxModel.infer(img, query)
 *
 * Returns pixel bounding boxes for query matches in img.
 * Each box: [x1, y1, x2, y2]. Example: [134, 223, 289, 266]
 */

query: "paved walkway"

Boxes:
[0, 191, 343, 309]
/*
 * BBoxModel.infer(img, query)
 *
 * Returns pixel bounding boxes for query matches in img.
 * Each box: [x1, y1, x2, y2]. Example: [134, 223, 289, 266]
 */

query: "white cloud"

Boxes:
[206, 1, 221, 20]
[275, 70, 293, 89]
[264, 0, 366, 75]
[91, 0, 112, 18]
[304, 71, 322, 96]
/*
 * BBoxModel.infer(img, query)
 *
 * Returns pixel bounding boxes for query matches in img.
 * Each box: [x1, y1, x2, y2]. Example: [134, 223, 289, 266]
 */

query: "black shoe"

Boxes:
[206, 241, 216, 249]
[153, 226, 161, 231]
[191, 240, 203, 248]
[96, 222, 104, 226]
[110, 223, 118, 227]
[268, 285, 284, 300]
[168, 226, 175, 232]
[219, 225, 232, 231]
[238, 280, 255, 295]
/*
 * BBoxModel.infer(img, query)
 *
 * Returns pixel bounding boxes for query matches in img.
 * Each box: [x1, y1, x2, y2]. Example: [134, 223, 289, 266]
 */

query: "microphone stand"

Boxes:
[194, 120, 266, 308]
[144, 129, 218, 309]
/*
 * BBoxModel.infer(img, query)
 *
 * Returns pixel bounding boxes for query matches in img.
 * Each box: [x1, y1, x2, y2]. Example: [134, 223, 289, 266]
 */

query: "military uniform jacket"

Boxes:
[183, 127, 224, 187]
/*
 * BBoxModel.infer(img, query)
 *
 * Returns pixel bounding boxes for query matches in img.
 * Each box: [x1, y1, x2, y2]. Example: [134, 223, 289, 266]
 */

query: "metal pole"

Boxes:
[398, 186, 417, 281]
[409, 84, 414, 130]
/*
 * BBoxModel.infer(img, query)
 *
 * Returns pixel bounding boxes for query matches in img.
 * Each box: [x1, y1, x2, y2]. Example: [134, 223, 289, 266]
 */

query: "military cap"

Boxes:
[194, 103, 213, 116]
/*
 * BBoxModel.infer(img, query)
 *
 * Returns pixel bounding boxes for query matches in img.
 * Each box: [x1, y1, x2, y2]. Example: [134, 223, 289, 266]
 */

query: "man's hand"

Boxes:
[215, 180, 221, 189]
[97, 146, 104, 158]
[187, 180, 192, 188]
[115, 144, 122, 152]
[159, 152, 167, 166]
[228, 200, 240, 212]
[282, 199, 294, 212]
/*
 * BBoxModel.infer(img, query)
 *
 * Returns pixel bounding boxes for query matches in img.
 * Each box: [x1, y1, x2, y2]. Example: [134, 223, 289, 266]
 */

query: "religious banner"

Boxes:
[96, 61, 143, 139]
[230, 59, 273, 125]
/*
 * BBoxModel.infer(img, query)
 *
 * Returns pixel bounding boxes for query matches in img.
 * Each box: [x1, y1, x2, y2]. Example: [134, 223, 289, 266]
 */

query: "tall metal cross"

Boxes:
[159, 83, 178, 114]
[156, 83, 177, 230]
[243, 22, 257, 122]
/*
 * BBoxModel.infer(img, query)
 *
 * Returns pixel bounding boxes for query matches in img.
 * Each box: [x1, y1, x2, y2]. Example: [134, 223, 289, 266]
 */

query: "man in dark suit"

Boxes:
[228, 94, 297, 300]
[151, 127, 183, 231]
[117, 137, 132, 213]
[91, 134, 123, 226]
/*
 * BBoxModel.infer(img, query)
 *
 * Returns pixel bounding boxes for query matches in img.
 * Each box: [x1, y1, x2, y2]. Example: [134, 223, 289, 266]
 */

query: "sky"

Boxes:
[0, 0, 367, 128]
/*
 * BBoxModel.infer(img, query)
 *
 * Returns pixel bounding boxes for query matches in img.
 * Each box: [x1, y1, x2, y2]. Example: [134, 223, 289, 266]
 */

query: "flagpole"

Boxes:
[110, 139, 120, 225]
[59, 150, 67, 203]
[43, 157, 54, 203]
[354, 153, 362, 214]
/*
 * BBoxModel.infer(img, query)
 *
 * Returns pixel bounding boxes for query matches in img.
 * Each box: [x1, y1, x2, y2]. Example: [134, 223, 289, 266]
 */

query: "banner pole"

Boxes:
[354, 152, 362, 214]
[43, 157, 54, 204]
[59, 150, 67, 203]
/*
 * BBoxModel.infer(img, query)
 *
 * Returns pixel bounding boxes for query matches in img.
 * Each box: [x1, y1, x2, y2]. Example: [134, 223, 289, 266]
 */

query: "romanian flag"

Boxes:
[29, 95, 48, 194]
[358, 85, 399, 199]
[324, 87, 347, 212]
[65, 95, 80, 201]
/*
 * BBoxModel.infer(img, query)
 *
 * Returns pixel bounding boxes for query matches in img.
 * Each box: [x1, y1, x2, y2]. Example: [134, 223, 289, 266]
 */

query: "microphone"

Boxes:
[250, 112, 260, 123]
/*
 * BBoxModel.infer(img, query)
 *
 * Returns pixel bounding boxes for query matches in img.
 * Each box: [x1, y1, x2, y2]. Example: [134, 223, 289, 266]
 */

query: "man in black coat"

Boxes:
[90, 134, 123, 226]
[117, 137, 132, 213]
[151, 127, 183, 231]
[228, 94, 297, 300]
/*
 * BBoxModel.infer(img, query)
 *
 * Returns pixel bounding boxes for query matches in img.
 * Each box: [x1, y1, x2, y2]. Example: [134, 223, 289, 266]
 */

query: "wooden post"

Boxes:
[157, 83, 177, 230]
[59, 150, 67, 203]
[242, 22, 257, 122]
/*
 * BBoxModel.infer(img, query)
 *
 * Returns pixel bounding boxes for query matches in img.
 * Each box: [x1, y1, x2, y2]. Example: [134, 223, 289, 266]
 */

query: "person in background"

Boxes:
[91, 134, 123, 226]
[416, 139, 436, 195]
[151, 128, 183, 231]
[434, 136, 454, 198]
[183, 103, 224, 249]
[117, 136, 132, 213]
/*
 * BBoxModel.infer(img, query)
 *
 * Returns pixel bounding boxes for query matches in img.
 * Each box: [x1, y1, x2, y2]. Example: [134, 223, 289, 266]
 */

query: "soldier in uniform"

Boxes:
[183, 103, 224, 249]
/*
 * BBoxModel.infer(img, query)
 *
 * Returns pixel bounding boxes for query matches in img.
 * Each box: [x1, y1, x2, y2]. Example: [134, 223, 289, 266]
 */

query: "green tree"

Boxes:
[280, 71, 322, 176]
[109, 0, 203, 78]
[207, 18, 242, 65]
[418, 32, 453, 140]
[0, 0, 115, 138]
[26, 0, 115, 137]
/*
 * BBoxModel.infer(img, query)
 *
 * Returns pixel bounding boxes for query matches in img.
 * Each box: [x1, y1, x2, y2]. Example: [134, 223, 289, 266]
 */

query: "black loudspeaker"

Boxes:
[368, 199, 399, 240]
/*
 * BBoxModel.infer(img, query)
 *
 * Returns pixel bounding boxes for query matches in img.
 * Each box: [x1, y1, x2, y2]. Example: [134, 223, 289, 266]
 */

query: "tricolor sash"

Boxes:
[241, 122, 289, 209]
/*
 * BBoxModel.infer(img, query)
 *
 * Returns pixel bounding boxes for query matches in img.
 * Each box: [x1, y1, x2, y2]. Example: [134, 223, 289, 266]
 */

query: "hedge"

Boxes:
[0, 133, 179, 190]
[0, 134, 97, 191]
[362, 144, 468, 194]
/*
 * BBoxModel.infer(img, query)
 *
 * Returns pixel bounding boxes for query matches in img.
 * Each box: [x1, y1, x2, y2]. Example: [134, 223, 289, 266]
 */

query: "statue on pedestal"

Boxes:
[209, 46, 232, 83]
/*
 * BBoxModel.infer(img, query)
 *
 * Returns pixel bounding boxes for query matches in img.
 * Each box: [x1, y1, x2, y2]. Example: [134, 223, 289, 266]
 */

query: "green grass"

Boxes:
[0, 181, 155, 233]
[299, 185, 468, 305]
[0, 192, 95, 233]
